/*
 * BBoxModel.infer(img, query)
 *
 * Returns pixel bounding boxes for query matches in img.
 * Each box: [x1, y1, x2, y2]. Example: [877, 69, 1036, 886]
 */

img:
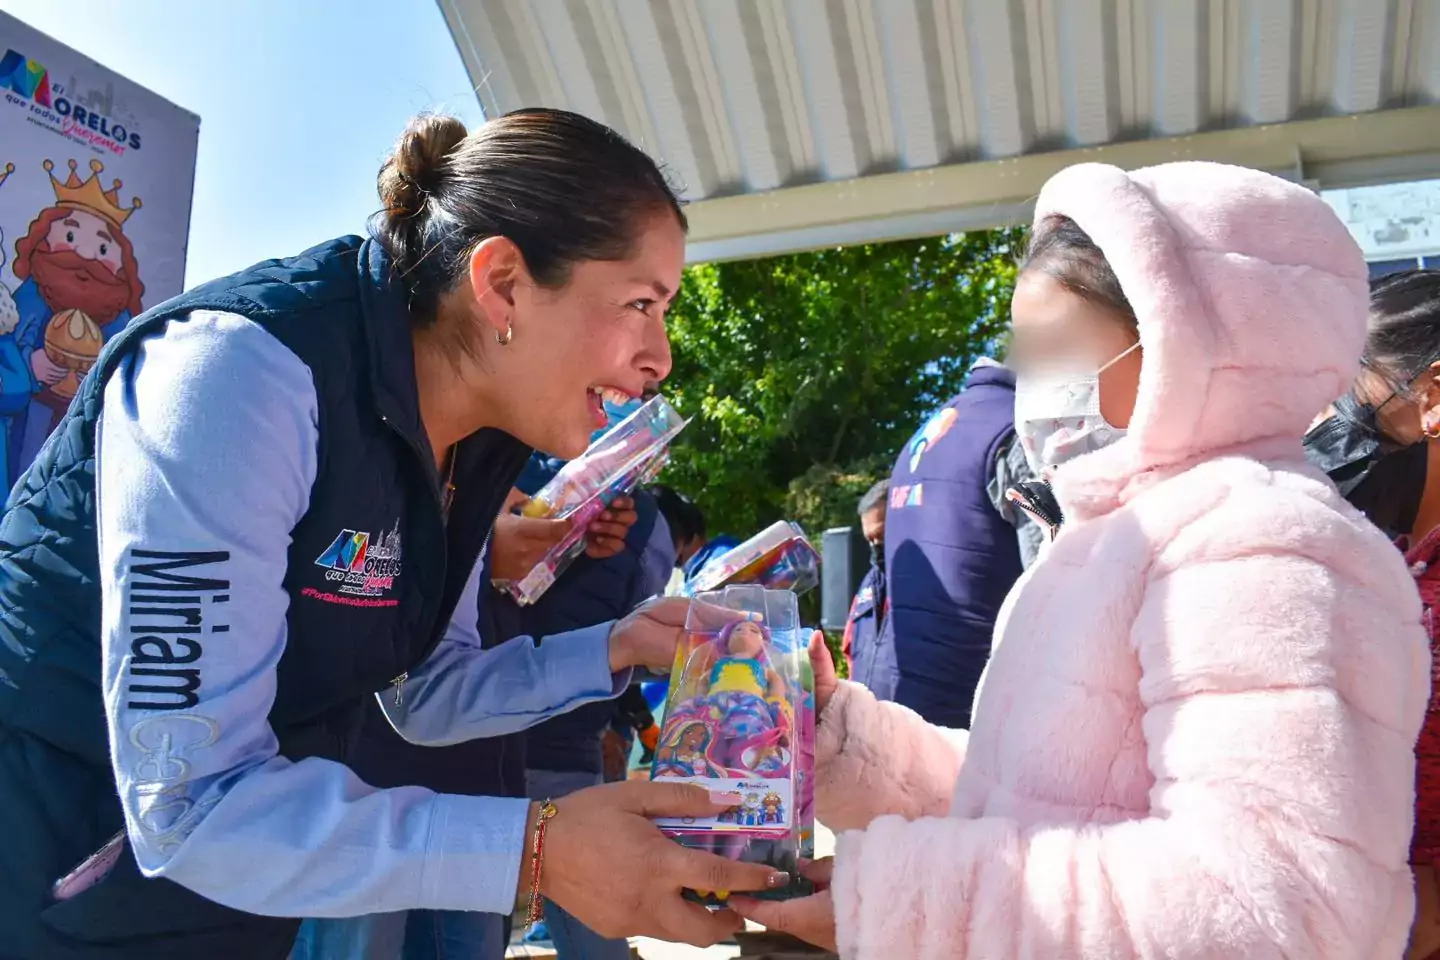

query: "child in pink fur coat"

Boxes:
[731, 161, 1431, 958]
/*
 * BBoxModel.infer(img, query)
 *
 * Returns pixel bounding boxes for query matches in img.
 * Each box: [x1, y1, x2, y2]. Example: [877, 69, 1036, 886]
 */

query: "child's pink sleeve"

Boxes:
[814, 681, 967, 833]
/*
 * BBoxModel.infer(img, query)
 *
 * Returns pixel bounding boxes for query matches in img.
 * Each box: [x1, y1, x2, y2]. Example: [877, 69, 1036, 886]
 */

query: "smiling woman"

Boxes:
[374, 109, 684, 461]
[0, 108, 786, 960]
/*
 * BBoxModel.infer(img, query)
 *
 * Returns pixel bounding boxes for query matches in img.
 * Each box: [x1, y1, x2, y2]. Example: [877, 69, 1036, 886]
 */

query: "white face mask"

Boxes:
[1014, 341, 1140, 478]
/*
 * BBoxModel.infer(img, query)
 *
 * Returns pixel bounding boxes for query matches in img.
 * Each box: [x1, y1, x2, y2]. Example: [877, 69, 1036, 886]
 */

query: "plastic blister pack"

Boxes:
[650, 585, 816, 904]
[683, 520, 821, 597]
[501, 395, 687, 605]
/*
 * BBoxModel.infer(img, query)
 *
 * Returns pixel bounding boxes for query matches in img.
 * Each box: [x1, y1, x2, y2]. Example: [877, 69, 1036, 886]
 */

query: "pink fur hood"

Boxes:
[814, 162, 1430, 959]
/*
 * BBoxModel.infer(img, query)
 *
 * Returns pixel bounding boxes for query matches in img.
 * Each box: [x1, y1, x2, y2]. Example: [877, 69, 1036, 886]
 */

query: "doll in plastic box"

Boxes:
[709, 619, 785, 704]
[661, 618, 792, 778]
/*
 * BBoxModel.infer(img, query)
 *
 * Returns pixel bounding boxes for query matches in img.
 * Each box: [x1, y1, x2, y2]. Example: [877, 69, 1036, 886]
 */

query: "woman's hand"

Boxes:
[730, 858, 838, 953]
[533, 781, 792, 946]
[809, 630, 839, 718]
[490, 512, 572, 582]
[608, 597, 751, 674]
[585, 495, 638, 559]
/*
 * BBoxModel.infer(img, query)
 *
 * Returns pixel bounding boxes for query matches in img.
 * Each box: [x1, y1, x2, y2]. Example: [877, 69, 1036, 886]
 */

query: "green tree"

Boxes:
[661, 228, 1022, 540]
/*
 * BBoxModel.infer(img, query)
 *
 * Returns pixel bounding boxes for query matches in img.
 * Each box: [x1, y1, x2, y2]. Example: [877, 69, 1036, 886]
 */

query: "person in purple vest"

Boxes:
[841, 480, 887, 676]
[859, 358, 1027, 729]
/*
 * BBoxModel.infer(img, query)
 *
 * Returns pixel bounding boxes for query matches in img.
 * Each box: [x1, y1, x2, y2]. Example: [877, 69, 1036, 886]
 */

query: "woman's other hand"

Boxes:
[585, 495, 638, 559]
[607, 597, 752, 674]
[809, 630, 838, 718]
[729, 858, 838, 953]
[533, 780, 792, 946]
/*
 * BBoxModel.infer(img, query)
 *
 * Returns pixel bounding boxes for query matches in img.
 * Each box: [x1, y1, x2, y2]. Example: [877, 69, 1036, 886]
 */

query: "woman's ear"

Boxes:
[1420, 361, 1440, 438]
[466, 237, 526, 341]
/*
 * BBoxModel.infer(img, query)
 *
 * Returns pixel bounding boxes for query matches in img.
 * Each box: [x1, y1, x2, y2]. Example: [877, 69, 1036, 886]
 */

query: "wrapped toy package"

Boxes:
[651, 585, 816, 904]
[683, 520, 821, 597]
[502, 396, 686, 605]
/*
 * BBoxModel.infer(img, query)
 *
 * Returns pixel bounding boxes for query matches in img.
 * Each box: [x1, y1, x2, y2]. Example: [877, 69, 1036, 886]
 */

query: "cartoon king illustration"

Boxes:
[7, 158, 144, 484]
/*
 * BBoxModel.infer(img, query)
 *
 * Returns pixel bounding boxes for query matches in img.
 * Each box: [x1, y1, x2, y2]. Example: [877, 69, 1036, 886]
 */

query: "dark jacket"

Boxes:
[842, 565, 886, 679]
[522, 490, 666, 773]
[508, 455, 672, 774]
[0, 237, 529, 959]
[869, 362, 1024, 728]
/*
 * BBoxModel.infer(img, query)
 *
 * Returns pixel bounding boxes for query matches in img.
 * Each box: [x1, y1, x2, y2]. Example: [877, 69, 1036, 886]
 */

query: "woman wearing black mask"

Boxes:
[1303, 268, 1440, 959]
[1306, 270, 1440, 535]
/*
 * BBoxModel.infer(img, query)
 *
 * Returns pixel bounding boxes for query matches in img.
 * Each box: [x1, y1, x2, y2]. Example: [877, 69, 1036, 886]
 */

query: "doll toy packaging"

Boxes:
[683, 520, 821, 597]
[650, 585, 816, 903]
[501, 395, 687, 605]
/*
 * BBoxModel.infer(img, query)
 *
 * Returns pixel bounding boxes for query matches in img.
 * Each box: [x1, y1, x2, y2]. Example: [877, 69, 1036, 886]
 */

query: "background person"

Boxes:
[1304, 268, 1440, 959]
[509, 451, 675, 959]
[731, 161, 1428, 959]
[650, 483, 738, 586]
[867, 356, 1025, 727]
[841, 480, 887, 677]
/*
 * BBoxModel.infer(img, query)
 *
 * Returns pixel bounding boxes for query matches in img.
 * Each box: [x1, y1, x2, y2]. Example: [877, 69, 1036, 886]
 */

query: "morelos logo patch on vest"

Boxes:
[315, 519, 403, 599]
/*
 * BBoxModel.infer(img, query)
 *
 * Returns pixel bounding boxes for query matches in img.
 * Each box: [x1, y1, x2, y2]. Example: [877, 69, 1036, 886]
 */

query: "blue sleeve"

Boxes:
[377, 556, 631, 746]
[97, 311, 529, 918]
[639, 511, 677, 601]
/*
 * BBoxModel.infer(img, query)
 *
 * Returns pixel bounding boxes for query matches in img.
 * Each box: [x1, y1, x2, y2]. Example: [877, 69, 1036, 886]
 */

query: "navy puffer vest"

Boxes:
[869, 363, 1024, 728]
[0, 237, 529, 959]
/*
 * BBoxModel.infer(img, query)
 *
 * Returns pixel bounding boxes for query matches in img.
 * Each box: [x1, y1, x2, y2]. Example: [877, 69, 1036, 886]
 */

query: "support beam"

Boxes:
[685, 105, 1440, 262]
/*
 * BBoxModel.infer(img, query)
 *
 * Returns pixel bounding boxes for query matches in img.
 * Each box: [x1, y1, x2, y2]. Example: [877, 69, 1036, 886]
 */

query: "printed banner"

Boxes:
[0, 11, 198, 487]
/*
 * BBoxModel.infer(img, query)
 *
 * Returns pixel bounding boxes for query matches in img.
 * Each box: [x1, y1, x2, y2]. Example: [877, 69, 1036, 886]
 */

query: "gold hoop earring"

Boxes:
[496, 321, 513, 346]
[1425, 424, 1440, 440]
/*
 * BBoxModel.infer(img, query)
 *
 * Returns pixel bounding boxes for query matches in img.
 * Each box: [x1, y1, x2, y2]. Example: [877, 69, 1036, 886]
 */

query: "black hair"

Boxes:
[1364, 269, 1440, 389]
[649, 484, 706, 545]
[857, 479, 889, 517]
[1021, 214, 1138, 330]
[372, 108, 686, 324]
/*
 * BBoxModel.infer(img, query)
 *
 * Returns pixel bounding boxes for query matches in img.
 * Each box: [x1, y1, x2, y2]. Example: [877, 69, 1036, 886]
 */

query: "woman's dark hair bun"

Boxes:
[377, 114, 468, 223]
[372, 107, 685, 326]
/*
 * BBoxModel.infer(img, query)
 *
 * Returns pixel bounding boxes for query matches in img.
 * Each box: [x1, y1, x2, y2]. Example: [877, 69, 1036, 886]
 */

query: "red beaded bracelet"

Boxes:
[525, 800, 559, 926]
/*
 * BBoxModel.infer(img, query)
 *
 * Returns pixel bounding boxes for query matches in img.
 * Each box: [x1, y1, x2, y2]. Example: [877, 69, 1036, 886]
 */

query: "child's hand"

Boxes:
[586, 495, 639, 558]
[730, 859, 837, 952]
[808, 631, 838, 718]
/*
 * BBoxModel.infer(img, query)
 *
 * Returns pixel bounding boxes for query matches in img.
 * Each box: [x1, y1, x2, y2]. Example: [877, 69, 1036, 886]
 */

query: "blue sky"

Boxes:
[0, 0, 485, 287]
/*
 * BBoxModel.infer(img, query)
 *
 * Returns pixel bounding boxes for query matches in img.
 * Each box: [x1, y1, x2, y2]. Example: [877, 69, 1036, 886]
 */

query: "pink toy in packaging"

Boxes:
[650, 585, 816, 904]
[501, 395, 686, 605]
[683, 520, 820, 597]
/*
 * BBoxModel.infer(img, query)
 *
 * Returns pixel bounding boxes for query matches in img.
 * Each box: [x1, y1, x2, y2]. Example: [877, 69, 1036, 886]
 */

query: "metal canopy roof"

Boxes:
[440, 0, 1440, 261]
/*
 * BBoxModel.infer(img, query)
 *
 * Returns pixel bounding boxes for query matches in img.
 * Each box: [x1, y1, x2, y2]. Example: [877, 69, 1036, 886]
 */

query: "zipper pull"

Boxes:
[1005, 481, 1063, 541]
[391, 672, 408, 707]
